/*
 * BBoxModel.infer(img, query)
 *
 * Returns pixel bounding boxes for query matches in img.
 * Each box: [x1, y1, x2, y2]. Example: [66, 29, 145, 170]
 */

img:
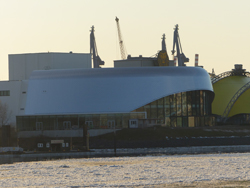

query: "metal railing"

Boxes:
[211, 71, 232, 84]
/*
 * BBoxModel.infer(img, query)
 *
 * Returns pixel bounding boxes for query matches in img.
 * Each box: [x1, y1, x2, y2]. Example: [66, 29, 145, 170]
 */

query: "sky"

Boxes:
[0, 0, 250, 80]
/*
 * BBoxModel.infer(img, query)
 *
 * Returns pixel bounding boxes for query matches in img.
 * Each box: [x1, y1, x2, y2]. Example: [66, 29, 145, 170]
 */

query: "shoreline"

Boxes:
[1, 144, 250, 164]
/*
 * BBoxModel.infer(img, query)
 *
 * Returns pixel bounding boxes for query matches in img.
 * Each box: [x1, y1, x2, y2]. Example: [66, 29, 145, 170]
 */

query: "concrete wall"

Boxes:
[9, 53, 91, 81]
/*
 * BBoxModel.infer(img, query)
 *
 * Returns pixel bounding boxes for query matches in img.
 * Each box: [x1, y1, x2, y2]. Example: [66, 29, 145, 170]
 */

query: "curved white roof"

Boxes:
[25, 67, 213, 115]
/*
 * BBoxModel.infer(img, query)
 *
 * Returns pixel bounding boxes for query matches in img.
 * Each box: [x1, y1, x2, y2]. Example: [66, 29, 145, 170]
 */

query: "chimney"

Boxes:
[195, 54, 199, 67]
[174, 56, 177, 66]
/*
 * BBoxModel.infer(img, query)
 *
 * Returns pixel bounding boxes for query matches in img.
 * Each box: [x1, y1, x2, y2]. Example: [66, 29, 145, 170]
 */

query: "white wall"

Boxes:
[0, 80, 27, 126]
[9, 52, 91, 81]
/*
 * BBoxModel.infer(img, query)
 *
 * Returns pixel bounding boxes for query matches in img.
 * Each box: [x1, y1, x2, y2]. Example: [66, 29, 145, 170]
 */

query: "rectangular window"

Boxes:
[196, 91, 200, 116]
[170, 94, 176, 116]
[36, 122, 43, 131]
[200, 91, 204, 116]
[164, 96, 170, 118]
[151, 101, 157, 119]
[191, 91, 196, 116]
[0, 90, 10, 96]
[182, 92, 187, 116]
[176, 93, 182, 116]
[144, 103, 151, 119]
[176, 117, 182, 127]
[187, 91, 192, 116]
[157, 97, 164, 120]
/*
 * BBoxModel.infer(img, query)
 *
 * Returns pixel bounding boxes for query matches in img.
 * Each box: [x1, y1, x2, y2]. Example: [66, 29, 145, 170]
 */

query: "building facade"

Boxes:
[16, 66, 215, 150]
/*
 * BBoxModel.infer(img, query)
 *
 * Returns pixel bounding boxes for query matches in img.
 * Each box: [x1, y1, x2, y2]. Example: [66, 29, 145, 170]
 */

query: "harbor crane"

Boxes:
[115, 17, 127, 60]
[171, 24, 189, 66]
[90, 26, 105, 68]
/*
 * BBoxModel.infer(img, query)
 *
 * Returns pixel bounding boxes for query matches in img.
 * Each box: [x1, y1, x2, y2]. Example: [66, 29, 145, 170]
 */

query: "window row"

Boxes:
[16, 112, 146, 131]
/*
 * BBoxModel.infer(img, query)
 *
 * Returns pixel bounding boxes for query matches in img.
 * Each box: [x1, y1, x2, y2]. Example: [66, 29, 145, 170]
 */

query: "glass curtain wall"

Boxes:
[133, 90, 214, 127]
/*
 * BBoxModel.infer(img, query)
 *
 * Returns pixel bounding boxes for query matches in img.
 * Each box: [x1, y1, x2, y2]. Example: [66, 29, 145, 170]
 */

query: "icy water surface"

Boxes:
[1, 153, 250, 187]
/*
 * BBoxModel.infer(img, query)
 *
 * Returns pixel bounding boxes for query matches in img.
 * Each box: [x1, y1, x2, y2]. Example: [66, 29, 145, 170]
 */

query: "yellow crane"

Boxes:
[115, 17, 127, 60]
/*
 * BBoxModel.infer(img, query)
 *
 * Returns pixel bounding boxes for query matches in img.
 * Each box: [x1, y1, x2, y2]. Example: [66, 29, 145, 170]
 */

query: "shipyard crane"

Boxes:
[115, 17, 127, 60]
[90, 26, 105, 68]
[171, 24, 189, 66]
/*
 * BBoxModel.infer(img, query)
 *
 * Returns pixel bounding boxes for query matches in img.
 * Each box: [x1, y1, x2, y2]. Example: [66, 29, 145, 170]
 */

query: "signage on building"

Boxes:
[51, 140, 64, 144]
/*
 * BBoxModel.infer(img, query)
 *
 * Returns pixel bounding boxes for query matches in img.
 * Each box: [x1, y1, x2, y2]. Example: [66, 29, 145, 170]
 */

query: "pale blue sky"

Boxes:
[0, 0, 249, 80]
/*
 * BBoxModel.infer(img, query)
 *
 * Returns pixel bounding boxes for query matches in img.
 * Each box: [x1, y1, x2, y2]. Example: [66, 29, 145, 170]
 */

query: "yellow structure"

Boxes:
[157, 50, 169, 66]
[212, 65, 250, 124]
[212, 76, 250, 117]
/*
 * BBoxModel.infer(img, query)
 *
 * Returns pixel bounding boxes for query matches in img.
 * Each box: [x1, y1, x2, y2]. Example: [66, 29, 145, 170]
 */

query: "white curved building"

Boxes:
[25, 66, 213, 115]
[16, 66, 215, 151]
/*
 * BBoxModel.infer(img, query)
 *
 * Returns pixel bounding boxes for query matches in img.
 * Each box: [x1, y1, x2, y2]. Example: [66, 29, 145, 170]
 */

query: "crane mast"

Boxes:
[90, 26, 105, 68]
[171, 24, 189, 66]
[115, 17, 127, 60]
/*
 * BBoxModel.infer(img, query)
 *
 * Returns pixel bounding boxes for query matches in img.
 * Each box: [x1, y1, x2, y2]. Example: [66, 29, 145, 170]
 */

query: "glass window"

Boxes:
[130, 113, 138, 120]
[115, 114, 123, 129]
[43, 116, 51, 130]
[164, 96, 170, 118]
[196, 91, 200, 116]
[36, 122, 43, 130]
[187, 91, 192, 116]
[170, 117, 176, 127]
[191, 91, 196, 116]
[157, 97, 164, 120]
[144, 103, 151, 119]
[182, 92, 187, 116]
[92, 114, 100, 129]
[151, 100, 157, 119]
[79, 115, 86, 129]
[188, 116, 195, 127]
[200, 91, 204, 116]
[177, 93, 182, 116]
[165, 117, 171, 127]
[170, 94, 176, 117]
[182, 116, 188, 127]
[0, 90, 10, 96]
[122, 114, 130, 128]
[57, 116, 64, 130]
[100, 114, 108, 129]
[176, 117, 182, 127]
[199, 117, 205, 127]
[29, 116, 36, 131]
[69, 115, 78, 129]
[195, 117, 199, 127]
